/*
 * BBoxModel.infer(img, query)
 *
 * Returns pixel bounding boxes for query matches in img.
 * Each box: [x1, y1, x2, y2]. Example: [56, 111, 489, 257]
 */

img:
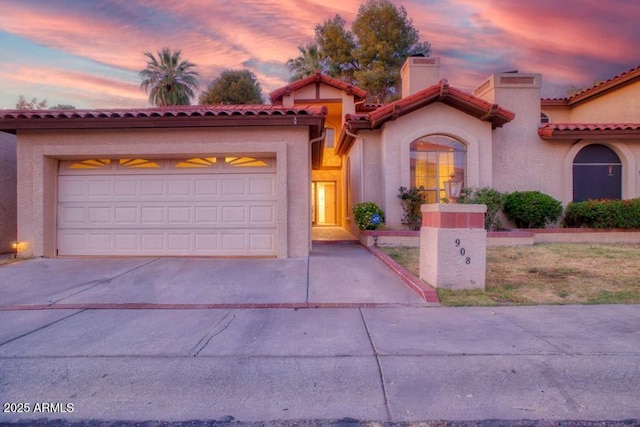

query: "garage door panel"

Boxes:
[141, 206, 164, 224]
[115, 233, 137, 250]
[59, 206, 86, 224]
[57, 169, 277, 256]
[58, 229, 276, 256]
[249, 206, 275, 223]
[114, 207, 138, 224]
[59, 174, 274, 202]
[167, 206, 192, 224]
[88, 207, 112, 224]
[194, 206, 218, 224]
[167, 179, 192, 196]
[250, 233, 275, 251]
[249, 177, 276, 196]
[194, 178, 219, 196]
[114, 179, 138, 196]
[59, 202, 276, 228]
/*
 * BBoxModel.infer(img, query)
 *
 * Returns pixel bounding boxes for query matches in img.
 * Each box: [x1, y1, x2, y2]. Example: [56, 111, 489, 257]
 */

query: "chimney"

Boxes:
[401, 56, 440, 98]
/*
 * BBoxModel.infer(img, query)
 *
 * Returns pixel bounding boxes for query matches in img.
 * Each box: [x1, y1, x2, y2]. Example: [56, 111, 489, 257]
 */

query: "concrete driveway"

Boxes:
[1, 245, 639, 424]
[0, 244, 428, 307]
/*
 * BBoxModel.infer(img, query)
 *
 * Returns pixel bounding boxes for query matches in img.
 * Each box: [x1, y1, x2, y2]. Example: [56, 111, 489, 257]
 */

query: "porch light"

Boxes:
[444, 175, 463, 203]
[10, 241, 21, 258]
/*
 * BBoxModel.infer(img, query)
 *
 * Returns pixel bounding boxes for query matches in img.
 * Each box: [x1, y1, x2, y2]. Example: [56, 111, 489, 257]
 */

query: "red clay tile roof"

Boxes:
[0, 105, 327, 138]
[542, 64, 640, 106]
[269, 72, 367, 103]
[538, 123, 640, 139]
[0, 104, 325, 120]
[335, 79, 515, 155]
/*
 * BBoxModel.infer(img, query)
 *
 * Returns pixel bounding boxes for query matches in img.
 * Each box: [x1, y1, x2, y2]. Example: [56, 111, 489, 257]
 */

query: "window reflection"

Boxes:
[410, 135, 466, 203]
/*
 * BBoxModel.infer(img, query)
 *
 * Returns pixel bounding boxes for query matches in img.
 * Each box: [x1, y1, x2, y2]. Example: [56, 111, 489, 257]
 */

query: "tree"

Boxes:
[15, 96, 76, 110]
[49, 104, 76, 110]
[314, 15, 357, 80]
[286, 43, 326, 82]
[286, 0, 431, 102]
[352, 0, 430, 101]
[199, 69, 264, 105]
[139, 48, 199, 106]
[16, 95, 47, 110]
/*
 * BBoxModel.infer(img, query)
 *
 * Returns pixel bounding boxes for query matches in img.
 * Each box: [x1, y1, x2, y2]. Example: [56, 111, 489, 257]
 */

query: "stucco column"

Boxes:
[420, 204, 487, 290]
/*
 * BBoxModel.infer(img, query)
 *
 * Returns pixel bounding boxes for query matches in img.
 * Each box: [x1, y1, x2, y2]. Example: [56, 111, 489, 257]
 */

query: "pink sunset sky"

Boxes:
[0, 0, 638, 109]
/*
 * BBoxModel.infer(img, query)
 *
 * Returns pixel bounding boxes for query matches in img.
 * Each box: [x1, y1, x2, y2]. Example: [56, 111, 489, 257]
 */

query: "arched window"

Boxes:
[573, 144, 621, 202]
[410, 135, 466, 203]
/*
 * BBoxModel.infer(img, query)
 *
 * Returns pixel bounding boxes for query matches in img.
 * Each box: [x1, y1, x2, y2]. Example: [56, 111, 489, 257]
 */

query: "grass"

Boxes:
[380, 243, 640, 306]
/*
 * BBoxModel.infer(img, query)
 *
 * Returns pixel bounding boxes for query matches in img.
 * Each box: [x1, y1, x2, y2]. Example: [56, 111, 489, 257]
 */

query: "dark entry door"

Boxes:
[573, 144, 622, 202]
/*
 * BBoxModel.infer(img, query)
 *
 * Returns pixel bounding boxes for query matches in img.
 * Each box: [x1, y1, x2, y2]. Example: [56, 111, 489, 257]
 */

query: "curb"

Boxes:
[364, 245, 440, 305]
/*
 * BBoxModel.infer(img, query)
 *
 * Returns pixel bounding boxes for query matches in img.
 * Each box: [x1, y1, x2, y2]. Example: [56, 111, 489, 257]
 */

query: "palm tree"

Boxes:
[139, 48, 199, 106]
[286, 43, 326, 82]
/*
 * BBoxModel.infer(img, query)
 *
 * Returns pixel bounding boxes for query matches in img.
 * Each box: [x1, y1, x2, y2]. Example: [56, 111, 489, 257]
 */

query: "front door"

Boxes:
[573, 144, 622, 202]
[312, 181, 337, 225]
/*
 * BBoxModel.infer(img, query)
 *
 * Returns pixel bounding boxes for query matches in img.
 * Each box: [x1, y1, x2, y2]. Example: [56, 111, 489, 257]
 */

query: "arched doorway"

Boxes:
[410, 135, 466, 203]
[573, 144, 621, 202]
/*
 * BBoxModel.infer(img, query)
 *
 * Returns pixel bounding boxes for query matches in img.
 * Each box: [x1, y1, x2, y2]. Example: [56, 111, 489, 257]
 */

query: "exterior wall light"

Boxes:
[10, 241, 21, 258]
[444, 175, 463, 203]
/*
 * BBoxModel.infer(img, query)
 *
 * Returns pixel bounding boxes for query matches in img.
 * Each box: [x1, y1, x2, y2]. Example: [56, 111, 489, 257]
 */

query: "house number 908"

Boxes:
[454, 239, 471, 265]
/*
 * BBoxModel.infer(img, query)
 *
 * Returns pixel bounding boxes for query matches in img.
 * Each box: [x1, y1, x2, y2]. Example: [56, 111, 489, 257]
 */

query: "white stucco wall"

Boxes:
[376, 103, 494, 229]
[0, 131, 17, 253]
[476, 73, 570, 203]
[16, 126, 311, 258]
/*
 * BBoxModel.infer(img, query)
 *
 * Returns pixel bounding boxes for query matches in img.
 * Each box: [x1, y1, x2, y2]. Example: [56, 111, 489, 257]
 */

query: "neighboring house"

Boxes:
[0, 131, 17, 252]
[1, 57, 639, 258]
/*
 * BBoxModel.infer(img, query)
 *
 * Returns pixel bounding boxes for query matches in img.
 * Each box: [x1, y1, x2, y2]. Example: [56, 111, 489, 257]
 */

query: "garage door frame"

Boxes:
[57, 157, 280, 257]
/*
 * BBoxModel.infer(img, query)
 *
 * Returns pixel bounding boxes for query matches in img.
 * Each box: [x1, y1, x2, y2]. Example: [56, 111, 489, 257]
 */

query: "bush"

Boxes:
[564, 198, 640, 229]
[397, 187, 426, 231]
[458, 187, 504, 231]
[502, 191, 562, 229]
[352, 202, 385, 230]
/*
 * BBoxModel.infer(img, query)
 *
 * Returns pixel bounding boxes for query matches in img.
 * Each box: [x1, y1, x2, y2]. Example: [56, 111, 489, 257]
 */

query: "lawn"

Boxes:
[380, 243, 640, 306]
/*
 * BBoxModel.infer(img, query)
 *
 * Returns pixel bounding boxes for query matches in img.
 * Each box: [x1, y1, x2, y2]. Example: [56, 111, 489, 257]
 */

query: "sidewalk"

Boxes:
[0, 246, 639, 424]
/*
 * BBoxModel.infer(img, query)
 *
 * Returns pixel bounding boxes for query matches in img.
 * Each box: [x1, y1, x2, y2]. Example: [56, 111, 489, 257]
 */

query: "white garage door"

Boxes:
[57, 157, 277, 256]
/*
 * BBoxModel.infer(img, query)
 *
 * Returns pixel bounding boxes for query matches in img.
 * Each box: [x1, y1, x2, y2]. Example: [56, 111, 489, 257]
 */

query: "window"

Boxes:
[410, 135, 466, 203]
[175, 157, 217, 168]
[325, 127, 335, 149]
[541, 112, 549, 123]
[68, 159, 111, 169]
[119, 159, 160, 168]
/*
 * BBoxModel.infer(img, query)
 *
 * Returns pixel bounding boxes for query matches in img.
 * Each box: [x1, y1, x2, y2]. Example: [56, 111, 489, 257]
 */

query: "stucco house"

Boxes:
[1, 57, 639, 258]
[273, 56, 640, 234]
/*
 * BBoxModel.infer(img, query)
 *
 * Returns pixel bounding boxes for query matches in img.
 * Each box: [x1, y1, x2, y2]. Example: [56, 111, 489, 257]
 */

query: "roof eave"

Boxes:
[269, 72, 367, 103]
[567, 67, 640, 106]
[0, 109, 327, 140]
[538, 126, 640, 141]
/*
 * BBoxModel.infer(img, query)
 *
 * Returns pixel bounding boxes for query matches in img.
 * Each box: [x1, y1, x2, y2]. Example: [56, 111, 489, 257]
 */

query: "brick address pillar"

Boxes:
[420, 204, 487, 290]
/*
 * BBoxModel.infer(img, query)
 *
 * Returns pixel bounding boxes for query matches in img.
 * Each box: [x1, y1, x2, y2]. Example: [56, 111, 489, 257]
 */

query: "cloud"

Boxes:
[0, 0, 638, 107]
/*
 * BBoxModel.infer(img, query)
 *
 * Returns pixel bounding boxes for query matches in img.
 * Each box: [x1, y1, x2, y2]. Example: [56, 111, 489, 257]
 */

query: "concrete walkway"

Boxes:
[0, 246, 639, 424]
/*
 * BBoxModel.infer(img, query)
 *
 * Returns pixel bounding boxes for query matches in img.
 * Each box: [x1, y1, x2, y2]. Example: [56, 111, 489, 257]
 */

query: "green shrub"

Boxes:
[352, 202, 385, 230]
[458, 187, 504, 231]
[397, 187, 426, 231]
[502, 191, 563, 229]
[564, 198, 640, 229]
